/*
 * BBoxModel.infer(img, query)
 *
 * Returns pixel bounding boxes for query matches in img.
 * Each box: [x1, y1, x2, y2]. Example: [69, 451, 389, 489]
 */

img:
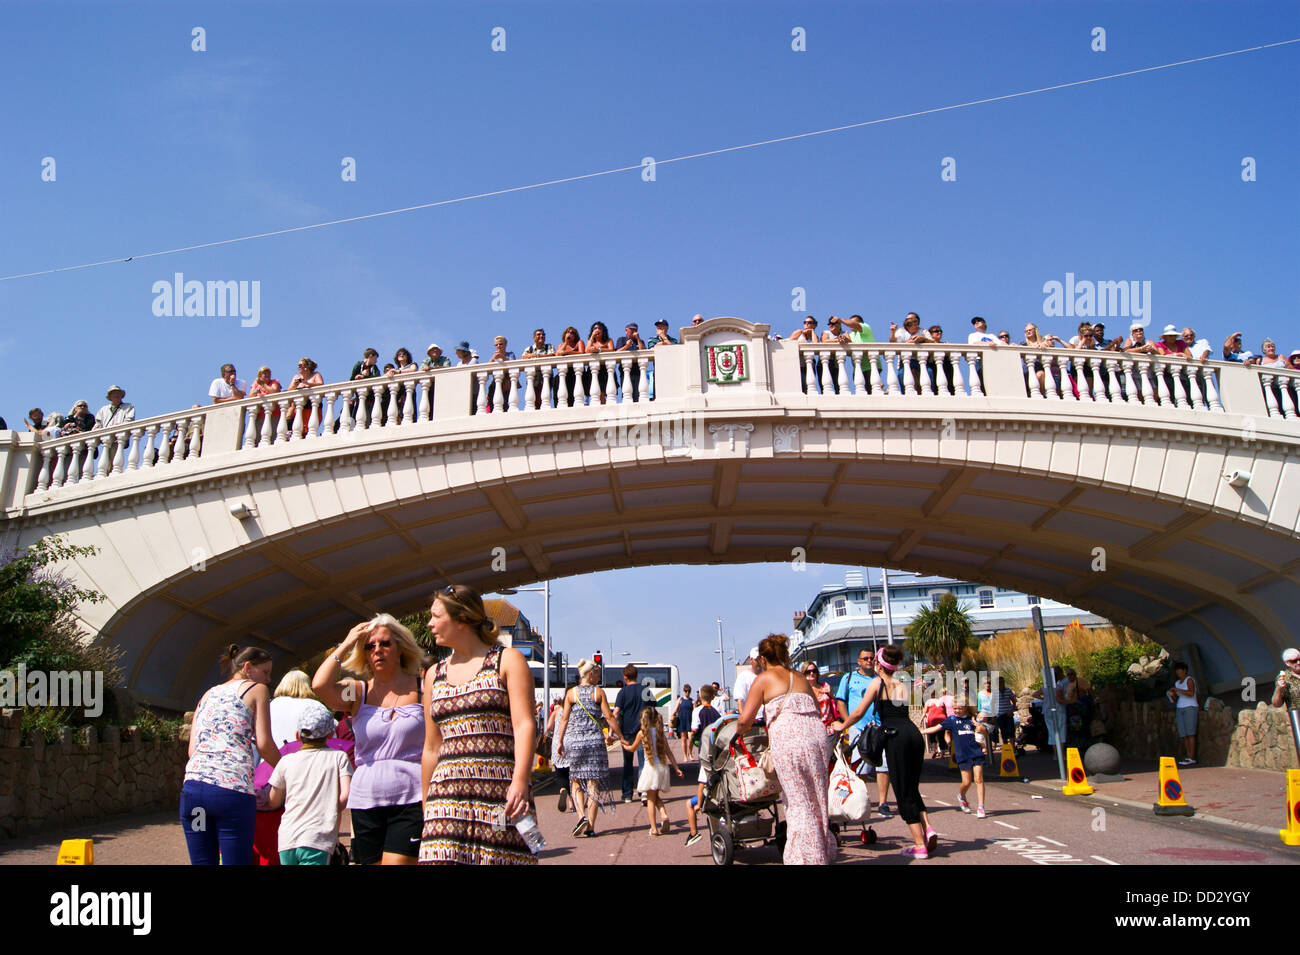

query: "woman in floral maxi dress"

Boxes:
[737, 634, 836, 865]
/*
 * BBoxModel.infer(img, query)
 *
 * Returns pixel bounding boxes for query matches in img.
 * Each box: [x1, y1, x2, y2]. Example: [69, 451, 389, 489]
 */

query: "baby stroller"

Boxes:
[700, 716, 785, 865]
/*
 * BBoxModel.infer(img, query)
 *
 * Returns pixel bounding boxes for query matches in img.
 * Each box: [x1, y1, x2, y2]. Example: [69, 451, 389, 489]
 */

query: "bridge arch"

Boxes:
[2, 318, 1297, 707]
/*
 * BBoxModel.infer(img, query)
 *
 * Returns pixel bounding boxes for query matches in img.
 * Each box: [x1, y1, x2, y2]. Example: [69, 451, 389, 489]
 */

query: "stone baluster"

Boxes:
[493, 367, 507, 413]
[948, 351, 966, 397]
[848, 351, 863, 396]
[803, 349, 817, 393]
[1152, 359, 1172, 407]
[35, 446, 54, 491]
[899, 351, 916, 396]
[318, 393, 335, 437]
[1172, 364, 1195, 410]
[184, 416, 202, 460]
[49, 445, 68, 488]
[1121, 359, 1141, 405]
[307, 394, 322, 437]
[868, 352, 883, 396]
[933, 350, 950, 397]
[599, 357, 612, 404]
[1057, 355, 1076, 402]
[626, 357, 639, 403]
[473, 371, 488, 415]
[141, 425, 159, 468]
[964, 352, 983, 398]
[241, 407, 257, 449]
[338, 390, 354, 432]
[382, 382, 397, 426]
[359, 386, 373, 429]
[1134, 359, 1157, 405]
[1201, 369, 1223, 413]
[524, 366, 538, 411]
[282, 398, 298, 441]
[1075, 357, 1093, 402]
[127, 428, 143, 470]
[1261, 374, 1282, 418]
[417, 377, 432, 421]
[558, 361, 571, 407]
[883, 351, 900, 395]
[93, 434, 111, 477]
[259, 403, 275, 445]
[77, 437, 96, 480]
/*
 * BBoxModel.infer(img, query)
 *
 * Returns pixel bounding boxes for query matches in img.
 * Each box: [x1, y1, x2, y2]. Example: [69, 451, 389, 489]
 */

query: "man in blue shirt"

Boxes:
[835, 648, 892, 815]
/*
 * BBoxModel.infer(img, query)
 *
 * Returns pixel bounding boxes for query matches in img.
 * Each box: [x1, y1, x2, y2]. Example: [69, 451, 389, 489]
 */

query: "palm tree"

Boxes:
[904, 593, 978, 668]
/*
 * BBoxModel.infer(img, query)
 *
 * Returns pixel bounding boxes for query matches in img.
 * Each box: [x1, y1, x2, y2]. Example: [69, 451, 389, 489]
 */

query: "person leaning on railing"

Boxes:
[286, 358, 323, 436]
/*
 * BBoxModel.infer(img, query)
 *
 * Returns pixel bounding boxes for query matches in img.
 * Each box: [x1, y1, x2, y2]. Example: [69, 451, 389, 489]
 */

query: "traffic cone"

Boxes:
[56, 839, 93, 865]
[1153, 756, 1195, 816]
[1279, 769, 1300, 845]
[998, 742, 1020, 779]
[1061, 747, 1093, 795]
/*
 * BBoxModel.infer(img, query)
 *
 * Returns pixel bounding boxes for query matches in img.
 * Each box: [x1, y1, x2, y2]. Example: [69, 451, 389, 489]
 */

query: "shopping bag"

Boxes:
[828, 746, 871, 824]
[731, 734, 780, 802]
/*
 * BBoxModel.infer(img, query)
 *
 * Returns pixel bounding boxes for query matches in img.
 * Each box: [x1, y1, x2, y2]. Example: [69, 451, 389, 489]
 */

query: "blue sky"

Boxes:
[2, 1, 1296, 686]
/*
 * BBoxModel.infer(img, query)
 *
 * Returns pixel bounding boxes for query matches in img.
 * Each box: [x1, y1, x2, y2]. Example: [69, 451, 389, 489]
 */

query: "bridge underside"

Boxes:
[100, 456, 1297, 709]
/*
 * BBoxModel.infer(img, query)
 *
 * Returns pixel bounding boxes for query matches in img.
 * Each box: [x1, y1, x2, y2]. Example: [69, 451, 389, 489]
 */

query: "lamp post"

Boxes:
[717, 617, 726, 694]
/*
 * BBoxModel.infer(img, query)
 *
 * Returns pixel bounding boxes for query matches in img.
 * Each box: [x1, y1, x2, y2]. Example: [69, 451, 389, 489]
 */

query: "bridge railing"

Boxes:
[5, 332, 1298, 510]
[796, 343, 1235, 412]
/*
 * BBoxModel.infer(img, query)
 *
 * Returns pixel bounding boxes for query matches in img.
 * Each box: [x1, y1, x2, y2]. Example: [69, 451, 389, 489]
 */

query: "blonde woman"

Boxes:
[312, 613, 425, 865]
[420, 584, 537, 864]
[555, 657, 625, 838]
[270, 669, 320, 749]
[1021, 323, 1063, 394]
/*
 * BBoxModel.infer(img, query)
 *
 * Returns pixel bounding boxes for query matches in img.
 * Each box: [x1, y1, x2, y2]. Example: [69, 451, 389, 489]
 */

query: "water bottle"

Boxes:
[513, 812, 546, 854]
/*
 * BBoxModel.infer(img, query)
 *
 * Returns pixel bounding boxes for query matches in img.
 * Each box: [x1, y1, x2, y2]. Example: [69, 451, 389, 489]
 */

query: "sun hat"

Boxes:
[426, 343, 442, 355]
[1161, 324, 1178, 337]
[106, 385, 126, 398]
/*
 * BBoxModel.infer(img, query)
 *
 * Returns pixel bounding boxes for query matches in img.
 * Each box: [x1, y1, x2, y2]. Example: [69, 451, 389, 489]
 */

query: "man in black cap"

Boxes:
[646, 319, 677, 401]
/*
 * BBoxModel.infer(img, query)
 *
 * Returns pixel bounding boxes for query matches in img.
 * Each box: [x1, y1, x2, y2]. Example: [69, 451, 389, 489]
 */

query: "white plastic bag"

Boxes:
[827, 745, 871, 824]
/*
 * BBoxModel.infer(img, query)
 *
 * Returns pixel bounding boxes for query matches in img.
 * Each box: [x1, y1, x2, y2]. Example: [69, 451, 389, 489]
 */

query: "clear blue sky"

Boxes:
[2, 2, 1296, 686]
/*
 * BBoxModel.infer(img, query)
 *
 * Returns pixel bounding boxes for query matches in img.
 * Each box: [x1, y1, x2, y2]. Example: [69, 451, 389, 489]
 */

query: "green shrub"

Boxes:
[21, 705, 74, 744]
[133, 708, 183, 742]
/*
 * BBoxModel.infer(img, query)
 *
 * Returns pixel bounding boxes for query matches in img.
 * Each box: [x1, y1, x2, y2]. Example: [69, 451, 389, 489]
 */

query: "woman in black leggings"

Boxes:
[834, 643, 937, 859]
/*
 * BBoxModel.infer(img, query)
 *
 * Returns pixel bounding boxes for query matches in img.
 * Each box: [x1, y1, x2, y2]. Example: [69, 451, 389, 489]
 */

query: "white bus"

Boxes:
[527, 660, 682, 724]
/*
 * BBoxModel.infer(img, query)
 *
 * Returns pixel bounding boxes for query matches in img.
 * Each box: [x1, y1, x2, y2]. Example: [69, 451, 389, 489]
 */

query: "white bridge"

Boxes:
[3, 318, 1298, 710]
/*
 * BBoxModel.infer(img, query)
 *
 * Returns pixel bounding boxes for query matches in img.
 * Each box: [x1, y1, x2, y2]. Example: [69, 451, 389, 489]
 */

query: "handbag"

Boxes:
[730, 733, 780, 802]
[827, 745, 871, 824]
[856, 722, 896, 766]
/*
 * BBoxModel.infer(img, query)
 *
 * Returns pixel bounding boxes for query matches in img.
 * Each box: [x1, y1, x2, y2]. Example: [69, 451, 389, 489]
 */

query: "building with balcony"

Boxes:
[790, 571, 1110, 674]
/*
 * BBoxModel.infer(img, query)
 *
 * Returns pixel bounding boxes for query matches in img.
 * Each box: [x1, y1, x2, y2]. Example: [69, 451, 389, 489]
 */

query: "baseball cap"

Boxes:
[1284, 649, 1300, 663]
[654, 319, 669, 327]
[297, 702, 336, 740]
[970, 316, 985, 325]
[746, 646, 759, 661]
[456, 341, 472, 352]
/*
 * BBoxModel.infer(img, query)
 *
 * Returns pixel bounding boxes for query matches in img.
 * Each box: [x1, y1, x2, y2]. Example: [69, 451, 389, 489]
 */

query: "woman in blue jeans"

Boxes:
[180, 644, 281, 865]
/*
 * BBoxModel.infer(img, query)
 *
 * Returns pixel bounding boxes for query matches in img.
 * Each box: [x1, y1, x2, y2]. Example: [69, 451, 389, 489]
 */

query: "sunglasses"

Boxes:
[365, 639, 393, 652]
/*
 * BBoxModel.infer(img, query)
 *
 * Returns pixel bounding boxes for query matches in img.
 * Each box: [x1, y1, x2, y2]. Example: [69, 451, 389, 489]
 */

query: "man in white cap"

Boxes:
[422, 343, 451, 370]
[95, 386, 136, 474]
[733, 647, 763, 716]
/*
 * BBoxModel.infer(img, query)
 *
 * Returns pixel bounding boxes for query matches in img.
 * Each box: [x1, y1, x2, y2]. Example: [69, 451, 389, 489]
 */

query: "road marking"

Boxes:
[932, 799, 951, 806]
[1092, 855, 1120, 865]
[994, 836, 1089, 865]
[1037, 836, 1067, 846]
[993, 821, 1019, 830]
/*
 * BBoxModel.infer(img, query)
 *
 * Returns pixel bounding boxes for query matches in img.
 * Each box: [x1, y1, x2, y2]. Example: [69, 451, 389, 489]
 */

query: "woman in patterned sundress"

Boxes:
[419, 584, 537, 865]
[554, 659, 626, 838]
[738, 633, 836, 865]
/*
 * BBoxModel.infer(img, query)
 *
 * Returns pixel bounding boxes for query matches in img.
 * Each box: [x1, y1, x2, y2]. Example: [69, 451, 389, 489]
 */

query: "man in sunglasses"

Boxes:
[790, 316, 823, 394]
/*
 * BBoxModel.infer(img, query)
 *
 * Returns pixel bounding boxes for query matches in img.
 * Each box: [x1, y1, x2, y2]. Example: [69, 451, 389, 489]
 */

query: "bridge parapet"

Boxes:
[2, 318, 1298, 517]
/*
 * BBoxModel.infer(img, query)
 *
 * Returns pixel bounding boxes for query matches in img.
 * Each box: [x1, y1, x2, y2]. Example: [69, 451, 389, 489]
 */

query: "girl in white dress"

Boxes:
[622, 708, 682, 835]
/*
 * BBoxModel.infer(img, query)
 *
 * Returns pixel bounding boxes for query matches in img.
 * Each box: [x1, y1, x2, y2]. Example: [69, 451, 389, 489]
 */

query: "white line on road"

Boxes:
[1037, 836, 1067, 846]
[932, 799, 951, 806]
[1092, 855, 1120, 866]
[993, 821, 1019, 829]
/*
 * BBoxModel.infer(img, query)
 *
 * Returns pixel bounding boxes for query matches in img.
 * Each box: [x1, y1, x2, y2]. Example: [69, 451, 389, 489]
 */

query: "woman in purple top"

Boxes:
[313, 613, 425, 865]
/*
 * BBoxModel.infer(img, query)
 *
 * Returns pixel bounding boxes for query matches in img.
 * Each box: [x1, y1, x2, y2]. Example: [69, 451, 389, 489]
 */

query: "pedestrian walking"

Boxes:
[921, 694, 989, 818]
[835, 648, 892, 815]
[737, 634, 836, 865]
[835, 643, 938, 859]
[612, 664, 648, 802]
[555, 658, 627, 838]
[266, 702, 353, 865]
[419, 584, 538, 864]
[180, 645, 281, 865]
[622, 707, 684, 835]
[1169, 661, 1199, 766]
[312, 614, 425, 865]
[671, 684, 695, 761]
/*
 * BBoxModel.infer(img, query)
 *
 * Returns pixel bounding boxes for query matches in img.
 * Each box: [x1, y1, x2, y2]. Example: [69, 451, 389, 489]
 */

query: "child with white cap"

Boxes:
[267, 702, 353, 865]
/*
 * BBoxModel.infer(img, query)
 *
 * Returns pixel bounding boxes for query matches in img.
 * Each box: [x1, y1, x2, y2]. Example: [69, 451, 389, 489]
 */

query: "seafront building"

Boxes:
[790, 571, 1108, 673]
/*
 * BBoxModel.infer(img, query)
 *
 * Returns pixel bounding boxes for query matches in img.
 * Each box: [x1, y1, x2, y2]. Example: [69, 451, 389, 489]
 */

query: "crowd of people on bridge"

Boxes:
[14, 310, 1298, 445]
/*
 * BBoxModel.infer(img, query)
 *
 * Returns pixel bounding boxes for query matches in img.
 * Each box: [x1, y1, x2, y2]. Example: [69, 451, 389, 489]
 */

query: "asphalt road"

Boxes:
[1, 748, 1294, 866]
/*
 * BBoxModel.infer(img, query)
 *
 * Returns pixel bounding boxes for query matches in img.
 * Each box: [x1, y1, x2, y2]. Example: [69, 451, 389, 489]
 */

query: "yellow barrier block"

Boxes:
[998, 742, 1020, 778]
[56, 839, 94, 865]
[1279, 769, 1300, 845]
[1153, 755, 1195, 816]
[1061, 747, 1094, 796]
